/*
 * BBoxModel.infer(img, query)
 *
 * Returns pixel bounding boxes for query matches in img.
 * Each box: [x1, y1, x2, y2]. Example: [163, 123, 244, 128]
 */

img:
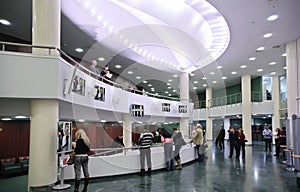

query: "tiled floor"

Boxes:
[1, 141, 299, 192]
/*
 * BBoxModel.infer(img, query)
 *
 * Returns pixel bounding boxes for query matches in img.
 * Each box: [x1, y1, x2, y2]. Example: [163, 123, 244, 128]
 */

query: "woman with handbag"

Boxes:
[72, 129, 90, 192]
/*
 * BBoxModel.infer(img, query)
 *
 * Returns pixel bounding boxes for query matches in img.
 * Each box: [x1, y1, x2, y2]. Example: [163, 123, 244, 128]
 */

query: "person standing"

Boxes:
[72, 129, 91, 192]
[89, 60, 100, 78]
[262, 125, 272, 152]
[173, 128, 186, 170]
[160, 128, 174, 170]
[217, 127, 226, 151]
[238, 129, 246, 159]
[273, 128, 281, 156]
[138, 126, 154, 176]
[190, 124, 204, 162]
[228, 127, 240, 159]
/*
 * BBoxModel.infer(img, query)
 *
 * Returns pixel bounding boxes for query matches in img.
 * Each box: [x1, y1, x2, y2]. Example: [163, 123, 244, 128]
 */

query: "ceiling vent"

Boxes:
[272, 44, 281, 49]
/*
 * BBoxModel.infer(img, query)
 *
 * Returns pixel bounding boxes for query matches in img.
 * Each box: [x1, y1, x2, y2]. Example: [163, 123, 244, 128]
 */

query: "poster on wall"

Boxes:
[72, 76, 85, 96]
[94, 85, 106, 101]
[57, 121, 72, 152]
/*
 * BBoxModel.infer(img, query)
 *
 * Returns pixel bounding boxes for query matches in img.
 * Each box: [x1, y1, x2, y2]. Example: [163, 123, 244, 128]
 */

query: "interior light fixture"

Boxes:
[212, 81, 217, 84]
[190, 73, 195, 76]
[1, 117, 12, 121]
[231, 71, 237, 74]
[127, 71, 133, 74]
[283, 66, 287, 70]
[249, 57, 256, 61]
[256, 47, 265, 51]
[210, 72, 215, 75]
[267, 15, 278, 21]
[143, 80, 148, 83]
[217, 66, 222, 69]
[78, 119, 85, 122]
[168, 79, 173, 82]
[115, 64, 122, 68]
[148, 84, 152, 87]
[75, 48, 84, 53]
[165, 91, 169, 94]
[167, 87, 172, 89]
[222, 77, 227, 80]
[282, 53, 287, 57]
[168, 94, 172, 96]
[173, 74, 178, 78]
[193, 81, 198, 84]
[136, 76, 141, 79]
[270, 72, 276, 75]
[172, 90, 176, 92]
[193, 87, 197, 89]
[263, 33, 273, 38]
[203, 84, 207, 87]
[0, 19, 11, 25]
[202, 77, 207, 80]
[240, 65, 247, 68]
[98, 57, 105, 61]
[100, 120, 107, 123]
[166, 83, 171, 86]
[257, 68, 263, 72]
[269, 62, 276, 65]
[15, 115, 27, 119]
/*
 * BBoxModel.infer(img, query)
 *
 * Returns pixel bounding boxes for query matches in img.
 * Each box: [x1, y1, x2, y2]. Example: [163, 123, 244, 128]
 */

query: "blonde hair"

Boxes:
[75, 129, 90, 146]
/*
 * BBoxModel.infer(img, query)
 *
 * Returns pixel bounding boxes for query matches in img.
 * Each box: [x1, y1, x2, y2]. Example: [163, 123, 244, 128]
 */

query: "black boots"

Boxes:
[82, 178, 89, 192]
[74, 178, 88, 192]
[147, 168, 152, 176]
[74, 180, 80, 192]
[139, 169, 145, 176]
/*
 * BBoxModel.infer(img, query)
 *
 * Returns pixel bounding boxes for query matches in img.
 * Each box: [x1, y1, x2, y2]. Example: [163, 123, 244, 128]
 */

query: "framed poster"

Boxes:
[57, 121, 72, 152]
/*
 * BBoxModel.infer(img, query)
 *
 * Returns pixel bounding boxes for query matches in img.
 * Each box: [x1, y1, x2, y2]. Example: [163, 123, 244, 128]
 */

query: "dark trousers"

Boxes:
[219, 138, 225, 150]
[139, 148, 151, 170]
[240, 142, 245, 158]
[229, 142, 240, 158]
[264, 138, 272, 151]
[174, 145, 181, 161]
[195, 145, 204, 161]
[275, 139, 280, 155]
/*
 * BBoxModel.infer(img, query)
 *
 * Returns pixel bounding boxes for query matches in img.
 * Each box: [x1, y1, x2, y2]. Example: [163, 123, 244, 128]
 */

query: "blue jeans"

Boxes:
[74, 155, 89, 180]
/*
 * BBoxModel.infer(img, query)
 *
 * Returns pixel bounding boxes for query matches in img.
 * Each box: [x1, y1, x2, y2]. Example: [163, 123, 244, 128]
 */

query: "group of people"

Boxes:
[263, 125, 286, 156]
[89, 60, 112, 82]
[228, 127, 247, 159]
[137, 126, 187, 176]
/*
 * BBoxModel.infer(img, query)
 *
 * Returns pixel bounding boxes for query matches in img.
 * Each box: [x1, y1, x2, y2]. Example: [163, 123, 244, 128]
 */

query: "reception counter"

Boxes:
[63, 143, 207, 180]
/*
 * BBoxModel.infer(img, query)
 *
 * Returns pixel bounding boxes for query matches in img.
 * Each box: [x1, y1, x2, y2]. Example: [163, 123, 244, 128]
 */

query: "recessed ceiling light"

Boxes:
[173, 74, 178, 78]
[151, 89, 155, 92]
[282, 53, 287, 57]
[127, 71, 133, 74]
[168, 94, 172, 96]
[98, 57, 105, 61]
[202, 77, 207, 80]
[257, 68, 263, 72]
[75, 48, 84, 52]
[166, 83, 171, 86]
[143, 80, 147, 83]
[100, 120, 107, 123]
[217, 66, 222, 69]
[213, 81, 217, 84]
[1, 117, 12, 121]
[168, 79, 173, 82]
[256, 47, 265, 51]
[263, 33, 273, 38]
[193, 87, 197, 89]
[222, 77, 227, 80]
[115, 64, 122, 68]
[0, 19, 11, 25]
[240, 65, 247, 68]
[249, 57, 256, 61]
[267, 14, 278, 21]
[269, 62, 276, 65]
[203, 84, 207, 87]
[15, 115, 27, 119]
[136, 76, 141, 79]
[193, 81, 198, 84]
[210, 72, 215, 75]
[167, 87, 172, 89]
[165, 91, 169, 94]
[270, 72, 276, 75]
[148, 84, 152, 87]
[283, 66, 287, 70]
[172, 90, 176, 92]
[78, 119, 85, 122]
[231, 71, 237, 74]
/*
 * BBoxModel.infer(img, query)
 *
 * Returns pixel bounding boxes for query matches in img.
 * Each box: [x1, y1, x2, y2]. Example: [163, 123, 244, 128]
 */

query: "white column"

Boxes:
[123, 114, 133, 148]
[272, 76, 280, 133]
[180, 72, 190, 137]
[241, 75, 252, 145]
[32, 0, 61, 55]
[205, 87, 213, 141]
[28, 100, 58, 188]
[286, 39, 300, 148]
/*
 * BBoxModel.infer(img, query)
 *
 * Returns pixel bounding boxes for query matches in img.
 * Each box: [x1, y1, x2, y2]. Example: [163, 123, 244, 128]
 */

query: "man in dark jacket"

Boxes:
[217, 127, 226, 151]
[228, 127, 240, 159]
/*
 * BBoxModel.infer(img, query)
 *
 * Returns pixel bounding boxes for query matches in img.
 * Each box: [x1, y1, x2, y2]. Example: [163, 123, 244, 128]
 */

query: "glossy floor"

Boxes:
[1, 142, 299, 192]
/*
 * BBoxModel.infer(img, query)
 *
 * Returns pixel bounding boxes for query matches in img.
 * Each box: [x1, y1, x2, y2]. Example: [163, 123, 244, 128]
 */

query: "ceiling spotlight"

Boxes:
[267, 15, 278, 21]
[282, 53, 287, 57]
[217, 66, 222, 69]
[173, 74, 178, 78]
[256, 47, 265, 51]
[168, 79, 173, 82]
[78, 119, 85, 122]
[127, 71, 133, 74]
[143, 80, 147, 83]
[222, 77, 227, 80]
[213, 81, 217, 84]
[167, 87, 172, 89]
[257, 68, 263, 72]
[98, 57, 105, 61]
[148, 84, 152, 87]
[249, 57, 256, 61]
[166, 83, 171, 86]
[75, 48, 84, 53]
[1, 117, 12, 121]
[15, 115, 27, 119]
[172, 90, 176, 92]
[283, 66, 287, 70]
[210, 72, 215, 75]
[231, 71, 237, 75]
[263, 33, 273, 38]
[270, 72, 276, 75]
[193, 81, 198, 84]
[203, 84, 208, 87]
[202, 77, 207, 80]
[115, 64, 122, 68]
[0, 19, 11, 25]
[240, 65, 247, 68]
[136, 76, 141, 79]
[269, 62, 276, 65]
[193, 87, 197, 89]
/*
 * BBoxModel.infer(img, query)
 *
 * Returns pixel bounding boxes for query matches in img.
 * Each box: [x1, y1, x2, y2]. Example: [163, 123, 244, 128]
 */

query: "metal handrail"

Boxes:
[0, 41, 180, 102]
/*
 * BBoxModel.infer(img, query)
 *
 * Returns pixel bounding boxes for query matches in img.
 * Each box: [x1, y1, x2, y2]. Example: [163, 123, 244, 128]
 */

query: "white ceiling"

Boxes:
[0, 0, 300, 98]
